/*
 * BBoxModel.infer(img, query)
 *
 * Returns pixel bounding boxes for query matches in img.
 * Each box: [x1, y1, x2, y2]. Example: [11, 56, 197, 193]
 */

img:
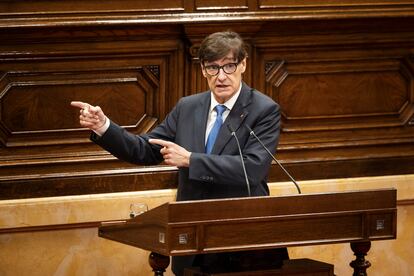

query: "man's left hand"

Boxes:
[149, 139, 191, 167]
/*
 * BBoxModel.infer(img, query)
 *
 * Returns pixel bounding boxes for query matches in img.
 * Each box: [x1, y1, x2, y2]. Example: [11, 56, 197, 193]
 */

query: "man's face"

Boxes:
[201, 53, 246, 104]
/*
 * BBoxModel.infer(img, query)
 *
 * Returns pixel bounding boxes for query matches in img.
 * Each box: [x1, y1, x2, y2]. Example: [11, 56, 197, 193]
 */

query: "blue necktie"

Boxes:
[205, 105, 226, 154]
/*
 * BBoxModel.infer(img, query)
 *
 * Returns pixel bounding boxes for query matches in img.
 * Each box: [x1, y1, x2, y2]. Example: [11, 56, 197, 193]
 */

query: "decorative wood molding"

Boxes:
[2, 2, 414, 29]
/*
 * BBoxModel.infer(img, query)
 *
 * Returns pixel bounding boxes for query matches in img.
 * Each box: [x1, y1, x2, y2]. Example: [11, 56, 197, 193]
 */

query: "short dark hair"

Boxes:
[198, 31, 247, 65]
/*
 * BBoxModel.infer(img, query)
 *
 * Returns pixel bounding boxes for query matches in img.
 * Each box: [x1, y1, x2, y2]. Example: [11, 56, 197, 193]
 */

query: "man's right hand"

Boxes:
[71, 101, 107, 131]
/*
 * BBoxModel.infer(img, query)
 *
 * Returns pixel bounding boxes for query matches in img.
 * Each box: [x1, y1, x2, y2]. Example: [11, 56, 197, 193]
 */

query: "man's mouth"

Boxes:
[216, 84, 228, 88]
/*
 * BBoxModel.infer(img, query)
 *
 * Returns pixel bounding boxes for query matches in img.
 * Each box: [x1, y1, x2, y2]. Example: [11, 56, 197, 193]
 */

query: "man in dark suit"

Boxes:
[72, 31, 288, 275]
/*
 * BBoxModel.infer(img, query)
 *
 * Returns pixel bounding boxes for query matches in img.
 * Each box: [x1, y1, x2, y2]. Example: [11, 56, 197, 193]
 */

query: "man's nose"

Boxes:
[217, 68, 227, 80]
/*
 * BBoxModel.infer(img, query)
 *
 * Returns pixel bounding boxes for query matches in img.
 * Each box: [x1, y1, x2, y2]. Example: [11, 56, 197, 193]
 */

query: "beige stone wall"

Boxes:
[1, 175, 413, 276]
[0, 190, 177, 276]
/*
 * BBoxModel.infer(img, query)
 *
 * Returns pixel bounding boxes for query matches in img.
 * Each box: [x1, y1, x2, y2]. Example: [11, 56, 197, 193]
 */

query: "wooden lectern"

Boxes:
[99, 189, 397, 275]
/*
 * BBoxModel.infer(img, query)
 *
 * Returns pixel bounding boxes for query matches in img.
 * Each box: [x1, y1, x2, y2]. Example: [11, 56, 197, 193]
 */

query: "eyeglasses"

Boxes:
[203, 62, 239, 76]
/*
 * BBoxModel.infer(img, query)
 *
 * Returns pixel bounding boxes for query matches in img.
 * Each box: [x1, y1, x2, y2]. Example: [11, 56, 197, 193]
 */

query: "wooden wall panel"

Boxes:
[0, 0, 186, 14]
[2, 0, 414, 28]
[0, 66, 159, 146]
[195, 0, 249, 10]
[257, 0, 414, 9]
[252, 18, 414, 171]
[0, 25, 187, 199]
[267, 59, 412, 130]
[1, 2, 414, 199]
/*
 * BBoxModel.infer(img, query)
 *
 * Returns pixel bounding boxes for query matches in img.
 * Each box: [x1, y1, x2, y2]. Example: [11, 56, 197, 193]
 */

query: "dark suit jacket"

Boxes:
[91, 82, 281, 275]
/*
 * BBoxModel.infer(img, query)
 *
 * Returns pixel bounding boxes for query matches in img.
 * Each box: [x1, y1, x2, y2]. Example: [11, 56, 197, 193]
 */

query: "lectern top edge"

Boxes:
[169, 187, 396, 206]
[131, 188, 396, 224]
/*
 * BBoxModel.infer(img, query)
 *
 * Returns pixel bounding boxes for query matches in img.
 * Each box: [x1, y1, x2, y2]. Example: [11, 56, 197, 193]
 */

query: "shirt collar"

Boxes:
[209, 83, 242, 112]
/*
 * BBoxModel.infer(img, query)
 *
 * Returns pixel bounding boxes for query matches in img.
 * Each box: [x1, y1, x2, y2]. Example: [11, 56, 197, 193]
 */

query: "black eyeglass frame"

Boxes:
[202, 61, 240, 76]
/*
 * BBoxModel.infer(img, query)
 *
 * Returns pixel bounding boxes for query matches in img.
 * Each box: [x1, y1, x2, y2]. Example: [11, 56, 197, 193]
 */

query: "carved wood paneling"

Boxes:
[0, 25, 186, 199]
[0, 0, 186, 15]
[1, 3, 414, 199]
[2, 0, 414, 28]
[257, 0, 414, 9]
[252, 18, 414, 181]
[267, 59, 412, 131]
[195, 0, 249, 10]
[0, 164, 178, 200]
[0, 66, 159, 147]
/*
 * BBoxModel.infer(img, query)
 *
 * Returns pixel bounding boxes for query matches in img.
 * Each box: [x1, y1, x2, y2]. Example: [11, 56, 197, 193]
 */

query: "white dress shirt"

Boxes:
[205, 84, 241, 145]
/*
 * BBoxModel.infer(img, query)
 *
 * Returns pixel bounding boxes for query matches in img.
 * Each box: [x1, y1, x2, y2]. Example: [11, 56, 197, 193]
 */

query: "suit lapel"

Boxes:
[212, 83, 252, 154]
[194, 92, 211, 153]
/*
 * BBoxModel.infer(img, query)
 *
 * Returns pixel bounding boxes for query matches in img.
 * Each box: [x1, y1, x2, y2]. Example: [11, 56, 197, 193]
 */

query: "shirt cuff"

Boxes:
[93, 116, 110, 136]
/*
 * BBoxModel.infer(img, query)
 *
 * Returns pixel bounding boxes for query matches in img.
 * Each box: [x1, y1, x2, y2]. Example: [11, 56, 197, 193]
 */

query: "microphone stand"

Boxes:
[227, 124, 251, 197]
[245, 125, 302, 194]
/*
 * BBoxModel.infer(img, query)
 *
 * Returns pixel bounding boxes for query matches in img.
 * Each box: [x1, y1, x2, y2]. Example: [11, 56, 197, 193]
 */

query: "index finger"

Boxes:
[148, 139, 173, 147]
[70, 101, 89, 109]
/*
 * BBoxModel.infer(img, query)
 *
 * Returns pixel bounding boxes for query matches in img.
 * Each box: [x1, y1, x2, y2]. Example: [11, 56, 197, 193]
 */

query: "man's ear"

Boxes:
[240, 58, 247, 73]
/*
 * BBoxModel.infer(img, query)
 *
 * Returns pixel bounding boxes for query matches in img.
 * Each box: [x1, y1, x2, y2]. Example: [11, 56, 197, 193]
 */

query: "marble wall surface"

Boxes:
[0, 175, 413, 276]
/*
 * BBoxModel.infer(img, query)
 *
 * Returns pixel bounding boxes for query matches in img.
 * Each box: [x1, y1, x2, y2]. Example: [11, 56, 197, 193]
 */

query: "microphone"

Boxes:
[227, 124, 251, 197]
[245, 124, 302, 194]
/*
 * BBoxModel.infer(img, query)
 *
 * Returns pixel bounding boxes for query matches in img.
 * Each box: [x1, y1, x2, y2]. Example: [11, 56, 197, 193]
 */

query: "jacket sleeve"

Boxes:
[91, 102, 181, 165]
